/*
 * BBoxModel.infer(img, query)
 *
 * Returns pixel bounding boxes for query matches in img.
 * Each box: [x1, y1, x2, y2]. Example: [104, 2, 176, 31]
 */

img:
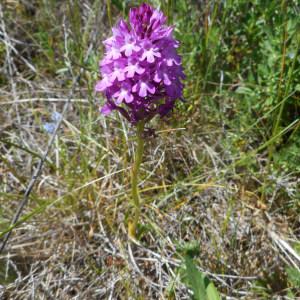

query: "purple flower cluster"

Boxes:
[95, 3, 185, 124]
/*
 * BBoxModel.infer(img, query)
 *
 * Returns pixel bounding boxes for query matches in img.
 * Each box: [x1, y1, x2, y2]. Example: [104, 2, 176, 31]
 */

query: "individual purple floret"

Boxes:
[95, 3, 185, 124]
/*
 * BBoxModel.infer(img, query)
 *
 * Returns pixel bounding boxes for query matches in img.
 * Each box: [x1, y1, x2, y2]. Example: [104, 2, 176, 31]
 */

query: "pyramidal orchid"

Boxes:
[96, 3, 185, 123]
[95, 3, 185, 239]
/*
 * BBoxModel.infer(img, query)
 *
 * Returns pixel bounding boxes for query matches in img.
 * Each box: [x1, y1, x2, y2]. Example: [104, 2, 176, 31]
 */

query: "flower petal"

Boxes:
[95, 78, 111, 92]
[101, 104, 114, 115]
[125, 93, 134, 103]
[139, 82, 148, 97]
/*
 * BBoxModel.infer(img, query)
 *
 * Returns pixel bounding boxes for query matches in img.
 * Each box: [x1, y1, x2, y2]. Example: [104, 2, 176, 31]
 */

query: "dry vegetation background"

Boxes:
[0, 0, 299, 299]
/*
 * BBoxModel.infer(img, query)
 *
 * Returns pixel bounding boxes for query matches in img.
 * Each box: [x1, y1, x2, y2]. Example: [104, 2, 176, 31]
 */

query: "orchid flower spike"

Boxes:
[95, 3, 185, 124]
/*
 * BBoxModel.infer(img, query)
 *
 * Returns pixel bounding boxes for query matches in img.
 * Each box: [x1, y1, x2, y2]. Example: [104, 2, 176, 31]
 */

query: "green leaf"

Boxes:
[286, 267, 300, 288]
[206, 281, 221, 300]
[185, 256, 206, 300]
[235, 86, 254, 96]
[184, 256, 221, 300]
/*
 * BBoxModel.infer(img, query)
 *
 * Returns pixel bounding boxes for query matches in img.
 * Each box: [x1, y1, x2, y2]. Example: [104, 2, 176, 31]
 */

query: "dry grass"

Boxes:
[0, 1, 299, 299]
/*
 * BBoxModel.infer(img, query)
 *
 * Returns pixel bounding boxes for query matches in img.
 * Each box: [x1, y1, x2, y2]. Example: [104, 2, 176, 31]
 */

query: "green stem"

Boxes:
[129, 121, 145, 238]
[167, 0, 173, 24]
[106, 0, 112, 28]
